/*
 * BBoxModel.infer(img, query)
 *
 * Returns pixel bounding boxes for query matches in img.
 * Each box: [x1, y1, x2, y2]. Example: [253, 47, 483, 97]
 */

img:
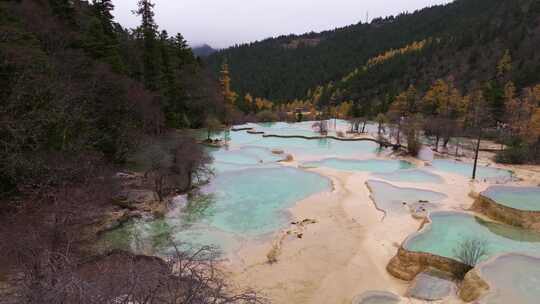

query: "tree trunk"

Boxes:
[186, 170, 193, 192]
[443, 137, 450, 148]
[472, 132, 482, 181]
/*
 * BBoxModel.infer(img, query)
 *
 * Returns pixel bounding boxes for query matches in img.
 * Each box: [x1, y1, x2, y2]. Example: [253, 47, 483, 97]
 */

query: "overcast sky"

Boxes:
[111, 0, 452, 49]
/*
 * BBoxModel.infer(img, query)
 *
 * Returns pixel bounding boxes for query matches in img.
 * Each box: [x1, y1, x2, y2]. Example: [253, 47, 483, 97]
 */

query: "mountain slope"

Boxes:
[205, 0, 540, 102]
[193, 44, 217, 57]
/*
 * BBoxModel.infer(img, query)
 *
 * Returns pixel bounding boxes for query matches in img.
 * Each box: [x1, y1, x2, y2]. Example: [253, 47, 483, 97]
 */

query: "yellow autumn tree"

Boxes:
[337, 101, 353, 119]
[219, 62, 238, 106]
[497, 49, 512, 78]
[422, 79, 464, 149]
[244, 93, 254, 113]
[526, 108, 540, 144]
[390, 85, 418, 117]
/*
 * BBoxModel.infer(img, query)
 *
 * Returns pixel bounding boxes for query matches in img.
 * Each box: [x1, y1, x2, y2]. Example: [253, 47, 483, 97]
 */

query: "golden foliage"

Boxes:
[497, 49, 512, 78]
[219, 62, 237, 105]
[341, 39, 429, 83]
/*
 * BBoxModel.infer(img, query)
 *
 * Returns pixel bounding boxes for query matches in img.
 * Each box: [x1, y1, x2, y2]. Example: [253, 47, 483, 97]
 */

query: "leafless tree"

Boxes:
[454, 238, 489, 267]
[140, 134, 213, 200]
[170, 136, 213, 193]
[312, 120, 328, 135]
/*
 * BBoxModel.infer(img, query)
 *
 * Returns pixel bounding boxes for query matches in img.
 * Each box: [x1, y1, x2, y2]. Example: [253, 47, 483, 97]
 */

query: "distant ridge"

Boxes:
[192, 44, 217, 57]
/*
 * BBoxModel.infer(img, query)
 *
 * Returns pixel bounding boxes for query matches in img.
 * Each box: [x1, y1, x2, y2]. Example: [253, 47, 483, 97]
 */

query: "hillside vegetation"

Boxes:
[206, 0, 540, 103]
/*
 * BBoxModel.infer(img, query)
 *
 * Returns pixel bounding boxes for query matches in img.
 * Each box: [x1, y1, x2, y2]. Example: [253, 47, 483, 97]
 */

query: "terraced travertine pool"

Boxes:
[366, 180, 447, 216]
[372, 169, 444, 184]
[107, 122, 526, 261]
[303, 158, 413, 173]
[105, 166, 331, 254]
[430, 159, 513, 182]
[404, 212, 540, 262]
[481, 186, 540, 211]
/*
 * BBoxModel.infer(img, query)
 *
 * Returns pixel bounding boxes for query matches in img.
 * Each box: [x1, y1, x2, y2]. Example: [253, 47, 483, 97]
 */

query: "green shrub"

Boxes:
[496, 144, 529, 164]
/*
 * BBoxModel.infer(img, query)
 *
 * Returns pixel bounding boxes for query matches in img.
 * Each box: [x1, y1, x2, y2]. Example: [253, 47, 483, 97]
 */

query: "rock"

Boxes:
[472, 193, 540, 232]
[409, 202, 438, 220]
[459, 269, 490, 302]
[300, 218, 317, 225]
[387, 246, 470, 281]
[284, 154, 294, 162]
[406, 268, 457, 301]
[113, 189, 158, 209]
[95, 210, 131, 235]
[351, 290, 400, 304]
[271, 149, 285, 155]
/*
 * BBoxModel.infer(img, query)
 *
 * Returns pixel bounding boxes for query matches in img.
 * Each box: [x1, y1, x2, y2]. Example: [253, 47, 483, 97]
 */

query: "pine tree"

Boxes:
[174, 33, 193, 69]
[84, 0, 123, 71]
[49, 0, 76, 25]
[92, 0, 115, 36]
[136, 0, 159, 91]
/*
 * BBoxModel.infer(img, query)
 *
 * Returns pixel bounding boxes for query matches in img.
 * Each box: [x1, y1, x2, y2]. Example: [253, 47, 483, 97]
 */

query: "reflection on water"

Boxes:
[103, 167, 331, 255]
[180, 193, 217, 228]
[476, 217, 540, 243]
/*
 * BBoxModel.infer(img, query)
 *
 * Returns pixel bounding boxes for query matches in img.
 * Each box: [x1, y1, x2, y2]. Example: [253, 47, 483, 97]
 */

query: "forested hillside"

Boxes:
[206, 0, 540, 102]
[0, 0, 224, 198]
[0, 1, 260, 302]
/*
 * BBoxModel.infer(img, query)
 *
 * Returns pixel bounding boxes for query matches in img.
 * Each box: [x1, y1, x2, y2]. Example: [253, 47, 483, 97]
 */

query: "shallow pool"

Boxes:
[372, 169, 444, 183]
[481, 186, 540, 211]
[303, 158, 412, 173]
[104, 167, 331, 254]
[252, 136, 380, 159]
[430, 159, 513, 182]
[477, 254, 540, 304]
[366, 180, 447, 216]
[404, 212, 540, 262]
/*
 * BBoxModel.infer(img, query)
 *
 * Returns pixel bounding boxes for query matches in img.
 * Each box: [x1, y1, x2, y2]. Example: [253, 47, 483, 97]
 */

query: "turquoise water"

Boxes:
[105, 167, 331, 254]
[203, 167, 331, 235]
[303, 158, 412, 173]
[478, 254, 540, 304]
[252, 136, 380, 158]
[481, 186, 540, 211]
[209, 145, 284, 173]
[112, 122, 524, 258]
[247, 120, 380, 138]
[366, 180, 447, 216]
[372, 169, 444, 183]
[405, 212, 540, 262]
[430, 159, 513, 181]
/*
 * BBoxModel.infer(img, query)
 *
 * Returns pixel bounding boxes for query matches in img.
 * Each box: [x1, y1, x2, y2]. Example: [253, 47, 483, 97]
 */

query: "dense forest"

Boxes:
[0, 1, 261, 303]
[1, 0, 225, 198]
